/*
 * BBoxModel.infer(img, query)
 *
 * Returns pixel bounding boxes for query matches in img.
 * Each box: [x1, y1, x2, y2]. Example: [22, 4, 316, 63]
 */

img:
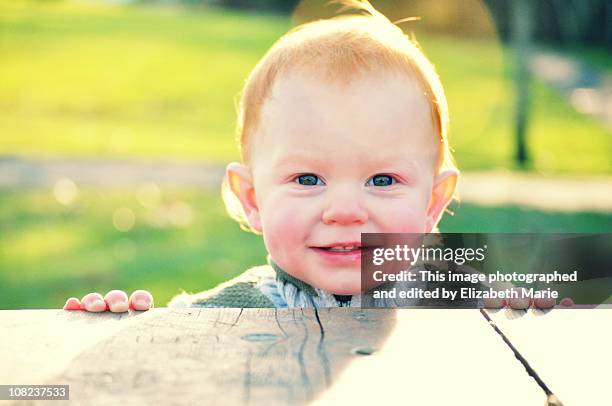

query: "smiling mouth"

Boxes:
[318, 245, 361, 252]
[312, 245, 381, 253]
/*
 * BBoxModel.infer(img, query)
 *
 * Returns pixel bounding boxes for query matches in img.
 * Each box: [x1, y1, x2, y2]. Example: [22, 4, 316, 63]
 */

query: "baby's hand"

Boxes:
[484, 292, 575, 310]
[63, 290, 154, 313]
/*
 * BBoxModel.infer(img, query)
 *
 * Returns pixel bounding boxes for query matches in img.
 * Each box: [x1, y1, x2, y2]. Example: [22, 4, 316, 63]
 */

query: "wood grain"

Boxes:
[2, 308, 596, 405]
[489, 308, 612, 405]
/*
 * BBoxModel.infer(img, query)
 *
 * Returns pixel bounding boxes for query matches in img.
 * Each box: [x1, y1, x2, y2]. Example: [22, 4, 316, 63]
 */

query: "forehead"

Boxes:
[250, 67, 437, 169]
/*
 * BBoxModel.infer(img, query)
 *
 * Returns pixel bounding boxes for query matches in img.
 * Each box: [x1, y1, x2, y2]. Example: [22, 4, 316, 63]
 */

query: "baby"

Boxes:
[63, 1, 556, 312]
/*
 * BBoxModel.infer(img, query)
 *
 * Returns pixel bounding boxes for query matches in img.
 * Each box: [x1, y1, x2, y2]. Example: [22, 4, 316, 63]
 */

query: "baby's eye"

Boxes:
[295, 174, 325, 186]
[366, 174, 396, 187]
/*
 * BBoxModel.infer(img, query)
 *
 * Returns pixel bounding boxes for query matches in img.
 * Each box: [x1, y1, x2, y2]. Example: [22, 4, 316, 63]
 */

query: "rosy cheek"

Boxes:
[387, 218, 426, 233]
[261, 203, 304, 255]
[377, 203, 428, 233]
[262, 212, 309, 283]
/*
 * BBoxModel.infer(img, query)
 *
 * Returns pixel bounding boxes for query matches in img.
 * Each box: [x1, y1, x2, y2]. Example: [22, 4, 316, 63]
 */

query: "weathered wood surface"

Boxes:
[490, 308, 611, 405]
[0, 308, 607, 405]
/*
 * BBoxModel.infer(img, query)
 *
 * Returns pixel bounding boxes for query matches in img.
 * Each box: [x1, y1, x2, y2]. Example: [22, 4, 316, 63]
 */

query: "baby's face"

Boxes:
[235, 68, 455, 294]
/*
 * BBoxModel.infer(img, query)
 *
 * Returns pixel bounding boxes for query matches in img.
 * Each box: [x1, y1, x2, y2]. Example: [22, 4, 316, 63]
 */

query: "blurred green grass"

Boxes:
[0, 1, 290, 161]
[0, 1, 610, 173]
[1, 187, 610, 309]
[1, 1, 610, 309]
[0, 187, 267, 309]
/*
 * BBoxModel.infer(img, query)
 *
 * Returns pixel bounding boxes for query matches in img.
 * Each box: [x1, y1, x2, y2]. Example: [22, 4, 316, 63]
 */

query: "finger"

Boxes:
[129, 290, 154, 311]
[104, 290, 129, 313]
[63, 297, 84, 311]
[483, 298, 506, 309]
[508, 297, 531, 310]
[81, 292, 107, 312]
[560, 297, 575, 307]
[534, 296, 556, 309]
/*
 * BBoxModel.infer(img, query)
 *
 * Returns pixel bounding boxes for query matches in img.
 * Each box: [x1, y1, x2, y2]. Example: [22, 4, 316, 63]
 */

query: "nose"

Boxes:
[321, 190, 368, 225]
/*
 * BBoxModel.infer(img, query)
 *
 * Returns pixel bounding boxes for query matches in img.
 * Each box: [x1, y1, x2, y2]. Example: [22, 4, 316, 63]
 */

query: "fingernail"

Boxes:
[512, 298, 530, 310]
[108, 301, 128, 312]
[88, 299, 107, 311]
[63, 298, 76, 310]
[133, 299, 151, 309]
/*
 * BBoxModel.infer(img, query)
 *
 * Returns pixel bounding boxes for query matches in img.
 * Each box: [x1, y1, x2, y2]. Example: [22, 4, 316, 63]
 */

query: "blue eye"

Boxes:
[296, 174, 324, 186]
[367, 174, 396, 187]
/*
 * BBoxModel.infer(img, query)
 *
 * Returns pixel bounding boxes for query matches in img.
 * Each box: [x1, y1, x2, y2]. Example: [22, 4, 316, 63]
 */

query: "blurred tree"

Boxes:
[512, 0, 533, 167]
[486, 0, 612, 48]
[192, 0, 611, 48]
[183, 0, 300, 13]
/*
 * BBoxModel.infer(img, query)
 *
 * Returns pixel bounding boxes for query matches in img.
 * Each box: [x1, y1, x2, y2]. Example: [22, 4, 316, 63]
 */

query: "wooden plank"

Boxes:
[489, 308, 612, 405]
[0, 309, 546, 405]
[0, 309, 151, 386]
[3, 308, 364, 405]
[312, 309, 543, 405]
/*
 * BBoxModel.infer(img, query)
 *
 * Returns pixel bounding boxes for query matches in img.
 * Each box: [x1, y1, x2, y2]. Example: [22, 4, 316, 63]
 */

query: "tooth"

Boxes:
[327, 246, 359, 252]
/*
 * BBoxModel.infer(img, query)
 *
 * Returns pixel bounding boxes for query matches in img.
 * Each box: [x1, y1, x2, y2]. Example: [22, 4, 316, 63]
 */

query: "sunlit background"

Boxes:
[1, 0, 610, 309]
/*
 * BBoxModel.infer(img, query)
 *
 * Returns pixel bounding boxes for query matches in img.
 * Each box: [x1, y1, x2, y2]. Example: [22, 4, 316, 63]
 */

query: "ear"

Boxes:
[425, 169, 458, 232]
[225, 162, 262, 233]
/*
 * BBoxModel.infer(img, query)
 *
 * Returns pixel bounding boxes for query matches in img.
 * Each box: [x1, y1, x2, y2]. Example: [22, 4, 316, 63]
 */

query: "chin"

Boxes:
[325, 269, 363, 295]
[322, 280, 362, 295]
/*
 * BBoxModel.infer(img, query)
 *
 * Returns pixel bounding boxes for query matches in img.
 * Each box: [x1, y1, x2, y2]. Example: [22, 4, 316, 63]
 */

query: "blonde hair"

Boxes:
[223, 0, 456, 233]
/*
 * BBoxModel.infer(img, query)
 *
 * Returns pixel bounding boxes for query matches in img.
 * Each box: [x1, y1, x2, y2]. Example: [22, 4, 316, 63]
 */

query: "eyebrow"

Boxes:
[273, 154, 421, 173]
[363, 157, 421, 173]
[273, 155, 327, 170]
